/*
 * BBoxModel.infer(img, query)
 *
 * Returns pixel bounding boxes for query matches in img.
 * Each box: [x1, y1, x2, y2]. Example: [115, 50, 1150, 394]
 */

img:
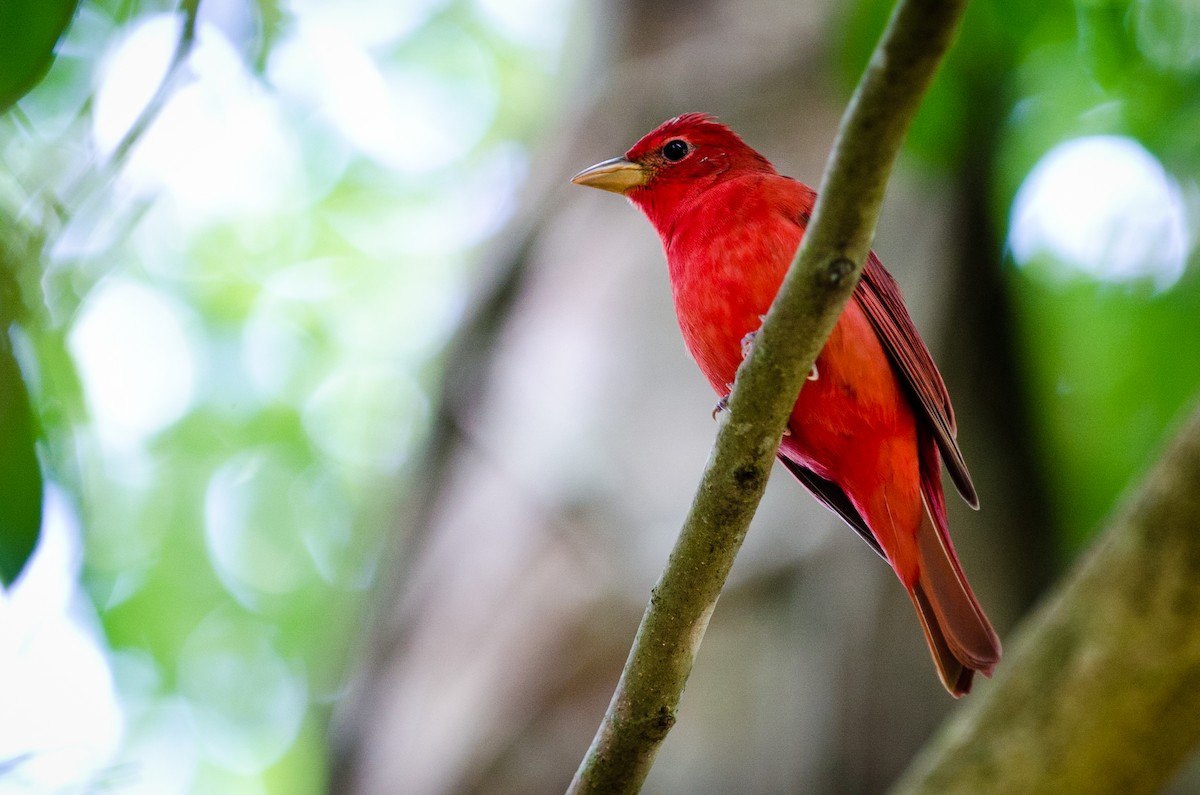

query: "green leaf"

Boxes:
[1076, 0, 1139, 90]
[0, 328, 41, 585]
[0, 0, 82, 112]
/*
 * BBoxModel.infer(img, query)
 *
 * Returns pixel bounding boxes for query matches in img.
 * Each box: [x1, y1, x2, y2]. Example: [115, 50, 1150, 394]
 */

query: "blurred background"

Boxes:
[1, 0, 1199, 792]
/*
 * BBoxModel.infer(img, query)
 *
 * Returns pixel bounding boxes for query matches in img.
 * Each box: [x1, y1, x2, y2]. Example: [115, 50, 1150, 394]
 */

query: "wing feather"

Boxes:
[855, 253, 978, 508]
[776, 454, 885, 560]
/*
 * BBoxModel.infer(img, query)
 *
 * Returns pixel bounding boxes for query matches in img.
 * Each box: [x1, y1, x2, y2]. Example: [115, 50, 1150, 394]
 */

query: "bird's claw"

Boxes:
[712, 390, 732, 419]
[808, 362, 819, 381]
[741, 316, 771, 358]
[740, 333, 757, 359]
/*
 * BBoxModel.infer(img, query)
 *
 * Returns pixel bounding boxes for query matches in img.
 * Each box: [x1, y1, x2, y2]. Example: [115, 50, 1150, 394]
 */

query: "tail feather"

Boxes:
[910, 584, 974, 697]
[909, 498, 1001, 695]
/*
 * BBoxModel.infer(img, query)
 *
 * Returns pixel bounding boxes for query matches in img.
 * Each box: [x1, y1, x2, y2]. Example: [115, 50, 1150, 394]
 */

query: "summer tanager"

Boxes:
[571, 113, 1000, 696]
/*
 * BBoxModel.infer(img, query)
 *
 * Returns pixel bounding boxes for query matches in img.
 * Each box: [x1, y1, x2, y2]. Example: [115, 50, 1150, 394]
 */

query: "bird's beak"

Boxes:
[570, 157, 648, 194]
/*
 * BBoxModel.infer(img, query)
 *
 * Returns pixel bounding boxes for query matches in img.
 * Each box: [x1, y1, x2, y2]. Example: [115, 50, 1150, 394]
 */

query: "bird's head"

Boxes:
[571, 113, 775, 227]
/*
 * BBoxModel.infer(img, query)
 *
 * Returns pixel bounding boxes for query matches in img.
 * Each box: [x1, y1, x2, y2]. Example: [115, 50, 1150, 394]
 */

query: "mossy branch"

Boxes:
[566, 0, 969, 792]
[892, 398, 1200, 795]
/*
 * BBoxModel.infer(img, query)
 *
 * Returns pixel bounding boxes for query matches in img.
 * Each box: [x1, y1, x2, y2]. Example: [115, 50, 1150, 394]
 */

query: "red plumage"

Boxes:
[572, 113, 1000, 696]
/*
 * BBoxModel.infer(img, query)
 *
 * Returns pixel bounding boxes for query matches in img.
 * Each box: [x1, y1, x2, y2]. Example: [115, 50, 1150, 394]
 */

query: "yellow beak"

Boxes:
[570, 157, 648, 194]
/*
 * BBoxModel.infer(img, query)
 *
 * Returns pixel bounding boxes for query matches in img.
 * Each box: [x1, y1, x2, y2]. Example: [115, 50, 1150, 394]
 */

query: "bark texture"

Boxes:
[895, 400, 1200, 795]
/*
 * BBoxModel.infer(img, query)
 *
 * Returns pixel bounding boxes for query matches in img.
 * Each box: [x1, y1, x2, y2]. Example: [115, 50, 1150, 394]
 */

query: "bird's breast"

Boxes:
[665, 199, 800, 392]
[666, 208, 913, 479]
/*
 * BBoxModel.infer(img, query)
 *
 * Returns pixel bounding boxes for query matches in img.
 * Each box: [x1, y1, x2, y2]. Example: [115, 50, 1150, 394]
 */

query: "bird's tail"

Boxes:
[908, 498, 1002, 697]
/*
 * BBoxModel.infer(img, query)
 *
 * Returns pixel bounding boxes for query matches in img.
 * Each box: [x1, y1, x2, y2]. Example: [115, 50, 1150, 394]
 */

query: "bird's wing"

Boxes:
[855, 253, 978, 508]
[776, 454, 885, 560]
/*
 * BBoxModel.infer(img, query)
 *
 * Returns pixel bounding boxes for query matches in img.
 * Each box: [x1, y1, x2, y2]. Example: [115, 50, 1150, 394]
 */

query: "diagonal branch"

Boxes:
[55, 0, 201, 221]
[102, 0, 201, 177]
[892, 397, 1200, 795]
[566, 0, 970, 792]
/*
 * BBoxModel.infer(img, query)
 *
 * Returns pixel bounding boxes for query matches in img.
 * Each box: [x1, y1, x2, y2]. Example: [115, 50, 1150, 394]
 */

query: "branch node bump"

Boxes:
[732, 463, 765, 492]
[825, 256, 856, 287]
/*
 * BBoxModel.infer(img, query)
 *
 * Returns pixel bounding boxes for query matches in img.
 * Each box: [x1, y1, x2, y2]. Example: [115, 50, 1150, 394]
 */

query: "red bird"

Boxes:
[571, 113, 1000, 696]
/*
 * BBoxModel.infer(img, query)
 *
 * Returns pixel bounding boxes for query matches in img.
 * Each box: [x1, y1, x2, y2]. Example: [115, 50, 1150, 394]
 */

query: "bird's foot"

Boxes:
[712, 388, 733, 419]
[741, 322, 817, 382]
[740, 329, 759, 359]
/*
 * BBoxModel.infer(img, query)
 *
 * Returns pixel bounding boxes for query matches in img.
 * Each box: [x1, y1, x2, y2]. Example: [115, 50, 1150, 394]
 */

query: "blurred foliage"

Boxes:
[841, 0, 1200, 554]
[0, 233, 42, 584]
[0, 0, 80, 583]
[0, 0, 81, 111]
[0, 0, 567, 790]
[1011, 270, 1200, 549]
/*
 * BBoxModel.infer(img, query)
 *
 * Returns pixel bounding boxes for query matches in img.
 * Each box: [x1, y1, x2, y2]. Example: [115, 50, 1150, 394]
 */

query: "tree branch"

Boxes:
[566, 0, 969, 791]
[892, 398, 1200, 795]
[104, 0, 201, 175]
[57, 0, 201, 219]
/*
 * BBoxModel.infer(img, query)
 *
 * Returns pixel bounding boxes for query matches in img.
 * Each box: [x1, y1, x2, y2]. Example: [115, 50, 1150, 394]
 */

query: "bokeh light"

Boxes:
[0, 487, 121, 794]
[69, 279, 200, 447]
[3, 0, 573, 790]
[1009, 135, 1190, 290]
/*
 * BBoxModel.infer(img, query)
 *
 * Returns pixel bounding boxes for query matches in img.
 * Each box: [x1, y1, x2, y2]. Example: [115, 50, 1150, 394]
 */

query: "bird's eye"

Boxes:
[661, 139, 690, 162]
